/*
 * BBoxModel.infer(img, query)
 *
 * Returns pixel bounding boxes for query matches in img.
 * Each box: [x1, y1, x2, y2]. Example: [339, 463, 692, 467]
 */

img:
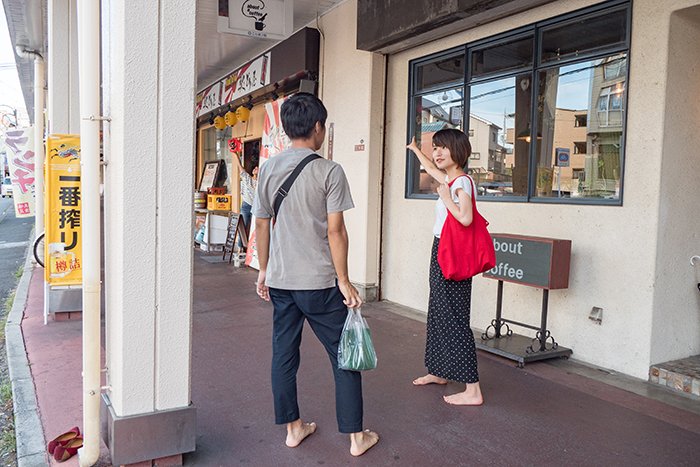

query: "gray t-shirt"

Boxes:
[252, 147, 354, 290]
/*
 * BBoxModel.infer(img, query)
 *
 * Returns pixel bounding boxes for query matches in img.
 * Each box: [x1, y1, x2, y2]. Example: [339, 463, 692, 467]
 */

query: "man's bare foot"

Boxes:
[285, 419, 317, 447]
[443, 383, 484, 406]
[350, 429, 379, 457]
[412, 374, 448, 386]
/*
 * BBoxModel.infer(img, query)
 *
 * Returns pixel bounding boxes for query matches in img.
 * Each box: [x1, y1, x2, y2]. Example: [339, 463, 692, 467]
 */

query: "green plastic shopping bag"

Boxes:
[337, 308, 378, 371]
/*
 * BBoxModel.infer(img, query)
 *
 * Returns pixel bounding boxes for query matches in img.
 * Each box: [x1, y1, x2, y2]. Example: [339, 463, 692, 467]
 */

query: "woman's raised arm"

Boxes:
[407, 137, 444, 183]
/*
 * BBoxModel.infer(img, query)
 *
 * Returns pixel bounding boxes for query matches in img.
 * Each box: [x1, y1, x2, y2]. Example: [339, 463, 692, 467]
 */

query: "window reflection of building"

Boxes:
[416, 93, 462, 193]
[532, 108, 587, 196]
[468, 74, 531, 197]
[468, 115, 508, 195]
[417, 94, 512, 195]
[532, 53, 627, 199]
[587, 54, 626, 198]
[409, 50, 466, 195]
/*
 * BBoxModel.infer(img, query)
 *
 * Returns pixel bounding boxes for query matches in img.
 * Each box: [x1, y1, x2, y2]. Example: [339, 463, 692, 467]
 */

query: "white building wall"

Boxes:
[380, 0, 700, 379]
[102, 0, 195, 416]
[317, 0, 384, 295]
[650, 4, 700, 364]
[153, 0, 197, 411]
[468, 117, 492, 173]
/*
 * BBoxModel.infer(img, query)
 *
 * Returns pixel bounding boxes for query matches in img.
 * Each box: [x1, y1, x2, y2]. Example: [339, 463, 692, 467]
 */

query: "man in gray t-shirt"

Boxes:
[253, 145, 354, 290]
[253, 93, 378, 456]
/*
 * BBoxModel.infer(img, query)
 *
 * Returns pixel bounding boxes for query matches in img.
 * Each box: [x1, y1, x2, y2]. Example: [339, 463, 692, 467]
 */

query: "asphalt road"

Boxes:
[0, 197, 34, 305]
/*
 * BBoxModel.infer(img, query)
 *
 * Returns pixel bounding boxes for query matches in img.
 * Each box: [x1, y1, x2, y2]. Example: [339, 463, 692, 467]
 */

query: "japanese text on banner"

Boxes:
[45, 134, 82, 286]
[2, 127, 36, 217]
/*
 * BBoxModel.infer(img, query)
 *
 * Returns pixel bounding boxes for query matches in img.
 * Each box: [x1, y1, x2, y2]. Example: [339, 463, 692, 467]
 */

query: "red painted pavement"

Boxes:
[22, 269, 109, 466]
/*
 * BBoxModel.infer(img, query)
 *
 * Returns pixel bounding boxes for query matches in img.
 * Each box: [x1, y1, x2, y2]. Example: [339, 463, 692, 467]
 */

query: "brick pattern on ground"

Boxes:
[650, 355, 700, 397]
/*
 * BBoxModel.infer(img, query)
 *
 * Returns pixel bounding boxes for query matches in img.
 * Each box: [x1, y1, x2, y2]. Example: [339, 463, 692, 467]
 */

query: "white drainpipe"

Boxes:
[16, 48, 47, 326]
[76, 0, 101, 465]
[15, 47, 44, 241]
[34, 58, 45, 241]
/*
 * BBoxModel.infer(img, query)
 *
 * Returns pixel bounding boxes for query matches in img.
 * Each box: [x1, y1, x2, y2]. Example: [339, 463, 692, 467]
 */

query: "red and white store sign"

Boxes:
[195, 52, 272, 117]
[260, 95, 290, 163]
[195, 82, 223, 117]
[245, 96, 291, 270]
[223, 53, 271, 104]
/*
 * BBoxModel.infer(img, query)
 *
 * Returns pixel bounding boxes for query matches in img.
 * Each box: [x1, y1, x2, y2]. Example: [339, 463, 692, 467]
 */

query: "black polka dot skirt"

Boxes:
[425, 236, 479, 384]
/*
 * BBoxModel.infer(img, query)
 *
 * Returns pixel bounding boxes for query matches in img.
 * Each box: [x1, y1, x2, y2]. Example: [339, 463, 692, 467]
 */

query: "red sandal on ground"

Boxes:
[47, 426, 81, 456]
[53, 436, 83, 462]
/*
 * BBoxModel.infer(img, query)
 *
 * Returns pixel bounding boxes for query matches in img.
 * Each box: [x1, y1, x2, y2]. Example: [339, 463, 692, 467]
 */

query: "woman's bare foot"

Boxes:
[412, 374, 448, 386]
[285, 419, 317, 447]
[443, 382, 484, 406]
[350, 429, 379, 457]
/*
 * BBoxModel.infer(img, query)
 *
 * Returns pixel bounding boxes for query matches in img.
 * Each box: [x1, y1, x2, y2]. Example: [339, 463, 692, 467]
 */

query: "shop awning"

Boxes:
[1, 0, 46, 121]
[196, 0, 345, 91]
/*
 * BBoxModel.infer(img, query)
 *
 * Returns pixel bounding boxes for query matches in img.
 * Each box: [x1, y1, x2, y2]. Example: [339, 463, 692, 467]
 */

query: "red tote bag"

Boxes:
[437, 175, 496, 281]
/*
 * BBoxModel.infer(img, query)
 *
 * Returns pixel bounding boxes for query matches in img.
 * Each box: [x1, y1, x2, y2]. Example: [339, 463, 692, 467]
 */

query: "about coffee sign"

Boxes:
[483, 234, 571, 289]
[218, 0, 293, 40]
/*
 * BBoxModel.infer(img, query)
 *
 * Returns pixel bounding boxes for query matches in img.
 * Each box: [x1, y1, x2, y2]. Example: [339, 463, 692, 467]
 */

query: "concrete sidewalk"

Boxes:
[11, 253, 700, 466]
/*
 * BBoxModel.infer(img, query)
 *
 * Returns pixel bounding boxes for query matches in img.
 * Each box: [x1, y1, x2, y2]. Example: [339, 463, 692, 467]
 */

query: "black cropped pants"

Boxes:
[269, 286, 363, 433]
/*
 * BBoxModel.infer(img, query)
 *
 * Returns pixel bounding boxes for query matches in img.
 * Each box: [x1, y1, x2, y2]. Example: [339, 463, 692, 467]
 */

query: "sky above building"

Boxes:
[0, 6, 29, 129]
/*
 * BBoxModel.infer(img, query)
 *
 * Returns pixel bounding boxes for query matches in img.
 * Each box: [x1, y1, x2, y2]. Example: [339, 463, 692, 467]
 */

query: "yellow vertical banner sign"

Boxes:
[45, 135, 82, 286]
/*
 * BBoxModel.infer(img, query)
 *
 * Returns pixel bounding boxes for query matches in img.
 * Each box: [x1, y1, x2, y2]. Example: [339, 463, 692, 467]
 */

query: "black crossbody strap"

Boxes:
[273, 153, 321, 219]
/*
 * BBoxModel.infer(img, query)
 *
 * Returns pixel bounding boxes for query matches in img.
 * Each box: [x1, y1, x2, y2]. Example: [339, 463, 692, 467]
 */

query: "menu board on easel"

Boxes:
[199, 160, 222, 192]
[223, 212, 248, 263]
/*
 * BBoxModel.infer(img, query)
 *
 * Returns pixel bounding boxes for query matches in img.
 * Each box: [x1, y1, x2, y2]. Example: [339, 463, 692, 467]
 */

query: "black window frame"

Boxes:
[406, 0, 631, 206]
[406, 46, 467, 199]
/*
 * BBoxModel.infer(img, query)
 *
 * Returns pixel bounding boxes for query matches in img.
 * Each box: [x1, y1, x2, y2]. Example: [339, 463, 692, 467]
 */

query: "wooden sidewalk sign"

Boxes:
[223, 212, 247, 263]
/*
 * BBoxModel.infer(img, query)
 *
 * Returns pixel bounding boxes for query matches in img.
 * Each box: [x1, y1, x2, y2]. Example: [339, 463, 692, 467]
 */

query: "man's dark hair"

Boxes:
[432, 128, 472, 168]
[280, 92, 327, 139]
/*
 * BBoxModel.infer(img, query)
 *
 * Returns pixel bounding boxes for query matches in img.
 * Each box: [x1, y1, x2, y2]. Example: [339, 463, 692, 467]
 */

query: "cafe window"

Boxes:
[406, 1, 629, 204]
[536, 54, 626, 200]
[468, 74, 531, 197]
[414, 50, 465, 92]
[407, 48, 466, 197]
[471, 34, 533, 78]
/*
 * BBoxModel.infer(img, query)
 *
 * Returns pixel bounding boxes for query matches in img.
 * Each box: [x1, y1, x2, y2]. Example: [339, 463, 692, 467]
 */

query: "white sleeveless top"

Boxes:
[433, 175, 473, 237]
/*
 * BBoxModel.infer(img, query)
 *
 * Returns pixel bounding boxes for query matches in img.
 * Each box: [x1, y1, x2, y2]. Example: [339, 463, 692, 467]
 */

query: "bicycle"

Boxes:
[33, 231, 45, 267]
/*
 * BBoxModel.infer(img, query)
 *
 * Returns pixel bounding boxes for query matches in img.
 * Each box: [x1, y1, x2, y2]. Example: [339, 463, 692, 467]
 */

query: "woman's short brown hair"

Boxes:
[432, 128, 472, 168]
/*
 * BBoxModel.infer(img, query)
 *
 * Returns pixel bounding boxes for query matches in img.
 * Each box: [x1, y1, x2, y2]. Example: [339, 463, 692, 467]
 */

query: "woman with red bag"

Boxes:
[406, 129, 484, 406]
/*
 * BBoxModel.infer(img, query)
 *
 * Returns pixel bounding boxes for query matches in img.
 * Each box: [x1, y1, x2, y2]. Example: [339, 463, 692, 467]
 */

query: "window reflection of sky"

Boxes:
[470, 77, 515, 144]
[555, 61, 593, 109]
[467, 59, 621, 127]
[429, 56, 624, 141]
[470, 78, 515, 126]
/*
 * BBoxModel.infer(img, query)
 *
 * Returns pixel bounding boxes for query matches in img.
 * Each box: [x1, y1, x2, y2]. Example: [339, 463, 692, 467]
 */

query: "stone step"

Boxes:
[649, 355, 700, 398]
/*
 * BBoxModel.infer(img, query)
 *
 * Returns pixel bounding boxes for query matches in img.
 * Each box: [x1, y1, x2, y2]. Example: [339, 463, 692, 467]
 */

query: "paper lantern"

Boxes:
[213, 115, 227, 130]
[224, 110, 238, 127]
[235, 106, 250, 123]
[228, 138, 242, 154]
